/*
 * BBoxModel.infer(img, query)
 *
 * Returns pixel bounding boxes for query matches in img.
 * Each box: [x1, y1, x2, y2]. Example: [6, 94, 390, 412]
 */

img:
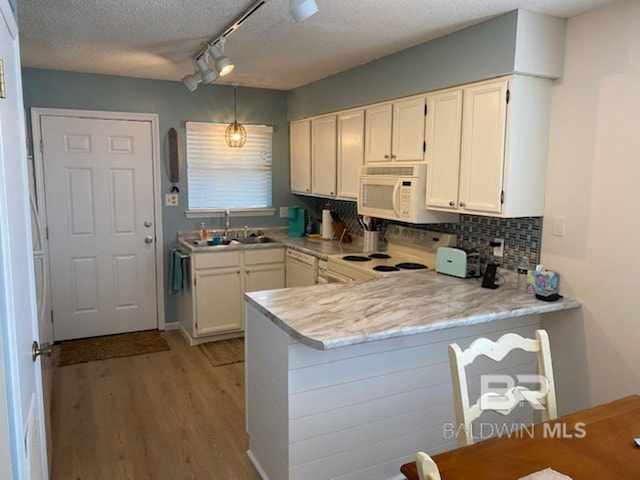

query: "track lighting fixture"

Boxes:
[181, 71, 201, 92]
[289, 0, 318, 22]
[182, 0, 321, 92]
[195, 54, 219, 84]
[208, 38, 234, 76]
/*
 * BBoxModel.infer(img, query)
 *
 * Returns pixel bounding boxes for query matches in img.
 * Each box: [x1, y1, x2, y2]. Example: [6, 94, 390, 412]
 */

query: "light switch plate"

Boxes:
[280, 206, 289, 218]
[165, 193, 178, 207]
[552, 216, 566, 237]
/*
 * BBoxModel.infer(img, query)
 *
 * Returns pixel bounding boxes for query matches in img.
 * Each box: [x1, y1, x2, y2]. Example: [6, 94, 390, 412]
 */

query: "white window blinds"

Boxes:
[186, 122, 273, 210]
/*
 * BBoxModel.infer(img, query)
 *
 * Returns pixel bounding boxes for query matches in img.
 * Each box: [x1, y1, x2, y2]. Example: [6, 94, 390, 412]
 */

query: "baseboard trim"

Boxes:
[246, 449, 270, 480]
[163, 322, 179, 331]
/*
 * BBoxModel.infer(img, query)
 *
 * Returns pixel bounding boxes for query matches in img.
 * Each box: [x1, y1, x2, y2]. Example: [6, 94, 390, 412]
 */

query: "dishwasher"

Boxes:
[285, 249, 318, 287]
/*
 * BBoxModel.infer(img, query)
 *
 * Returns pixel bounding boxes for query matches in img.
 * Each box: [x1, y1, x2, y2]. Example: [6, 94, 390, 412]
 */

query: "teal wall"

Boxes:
[20, 68, 305, 325]
[287, 11, 518, 119]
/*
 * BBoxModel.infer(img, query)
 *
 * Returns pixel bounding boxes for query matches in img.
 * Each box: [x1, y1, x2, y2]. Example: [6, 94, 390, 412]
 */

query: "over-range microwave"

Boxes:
[357, 163, 458, 224]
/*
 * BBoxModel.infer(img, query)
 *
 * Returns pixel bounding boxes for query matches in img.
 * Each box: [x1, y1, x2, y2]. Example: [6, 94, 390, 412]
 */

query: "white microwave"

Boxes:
[357, 163, 458, 224]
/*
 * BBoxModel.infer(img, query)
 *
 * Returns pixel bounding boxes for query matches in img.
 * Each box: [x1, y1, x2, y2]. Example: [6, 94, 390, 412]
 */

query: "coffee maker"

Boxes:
[288, 206, 306, 237]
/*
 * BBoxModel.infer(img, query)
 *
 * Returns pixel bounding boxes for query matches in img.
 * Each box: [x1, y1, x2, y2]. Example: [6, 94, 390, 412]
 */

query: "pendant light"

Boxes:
[226, 87, 247, 148]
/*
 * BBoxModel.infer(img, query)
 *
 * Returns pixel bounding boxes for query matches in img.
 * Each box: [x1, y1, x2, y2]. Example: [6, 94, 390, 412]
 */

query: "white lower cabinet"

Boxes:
[195, 267, 243, 336]
[179, 248, 285, 345]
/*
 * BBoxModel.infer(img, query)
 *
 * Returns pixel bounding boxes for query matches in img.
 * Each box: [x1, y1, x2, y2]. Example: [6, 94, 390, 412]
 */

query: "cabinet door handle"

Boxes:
[330, 191, 335, 195]
[390, 154, 396, 160]
[384, 154, 390, 160]
[449, 201, 456, 207]
[459, 202, 466, 208]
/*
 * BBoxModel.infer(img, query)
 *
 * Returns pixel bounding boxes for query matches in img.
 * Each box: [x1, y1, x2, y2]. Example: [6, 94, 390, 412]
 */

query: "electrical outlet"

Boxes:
[280, 206, 289, 218]
[493, 238, 504, 257]
[165, 193, 178, 207]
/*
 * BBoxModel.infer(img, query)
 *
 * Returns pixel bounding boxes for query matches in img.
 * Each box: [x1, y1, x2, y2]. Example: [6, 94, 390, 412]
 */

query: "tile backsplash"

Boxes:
[312, 198, 541, 270]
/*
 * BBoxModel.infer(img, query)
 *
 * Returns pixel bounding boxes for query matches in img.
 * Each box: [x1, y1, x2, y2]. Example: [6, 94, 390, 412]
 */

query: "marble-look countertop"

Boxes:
[245, 271, 581, 350]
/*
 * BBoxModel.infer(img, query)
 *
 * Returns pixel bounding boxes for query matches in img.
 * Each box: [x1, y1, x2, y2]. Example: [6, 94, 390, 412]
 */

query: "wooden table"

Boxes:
[401, 395, 640, 479]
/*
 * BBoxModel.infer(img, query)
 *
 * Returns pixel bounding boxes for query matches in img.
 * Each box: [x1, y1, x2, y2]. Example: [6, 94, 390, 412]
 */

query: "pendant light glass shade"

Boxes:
[226, 87, 246, 148]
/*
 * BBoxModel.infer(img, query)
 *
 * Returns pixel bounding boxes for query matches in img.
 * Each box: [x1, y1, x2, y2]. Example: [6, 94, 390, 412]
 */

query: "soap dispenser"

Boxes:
[199, 222, 208, 240]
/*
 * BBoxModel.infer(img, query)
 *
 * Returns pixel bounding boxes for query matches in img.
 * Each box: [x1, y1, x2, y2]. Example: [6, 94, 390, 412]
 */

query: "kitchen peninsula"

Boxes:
[244, 272, 580, 480]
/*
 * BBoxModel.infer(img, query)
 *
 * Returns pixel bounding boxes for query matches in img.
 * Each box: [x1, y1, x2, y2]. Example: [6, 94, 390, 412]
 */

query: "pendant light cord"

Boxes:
[234, 87, 238, 123]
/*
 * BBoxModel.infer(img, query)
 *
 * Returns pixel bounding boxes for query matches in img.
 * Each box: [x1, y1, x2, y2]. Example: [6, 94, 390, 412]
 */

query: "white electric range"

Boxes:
[326, 230, 457, 283]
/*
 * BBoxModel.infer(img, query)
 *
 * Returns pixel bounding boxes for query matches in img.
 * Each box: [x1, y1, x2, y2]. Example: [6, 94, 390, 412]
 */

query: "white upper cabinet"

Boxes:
[365, 96, 426, 163]
[337, 109, 364, 199]
[392, 97, 427, 161]
[364, 103, 392, 162]
[425, 88, 463, 210]
[458, 79, 509, 215]
[290, 119, 311, 194]
[311, 115, 337, 196]
[425, 75, 552, 217]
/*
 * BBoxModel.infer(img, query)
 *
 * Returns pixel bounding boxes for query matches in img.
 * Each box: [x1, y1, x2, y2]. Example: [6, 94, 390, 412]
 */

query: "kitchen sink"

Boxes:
[187, 236, 278, 247]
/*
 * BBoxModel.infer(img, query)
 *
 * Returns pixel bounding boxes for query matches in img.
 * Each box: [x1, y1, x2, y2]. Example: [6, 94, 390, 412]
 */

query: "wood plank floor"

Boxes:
[50, 330, 262, 480]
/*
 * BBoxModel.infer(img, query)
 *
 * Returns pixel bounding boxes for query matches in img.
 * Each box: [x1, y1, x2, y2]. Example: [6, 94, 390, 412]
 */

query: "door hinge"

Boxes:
[500, 190, 505, 204]
[194, 277, 197, 286]
[506, 89, 510, 104]
[39, 139, 44, 154]
[423, 141, 426, 153]
[424, 104, 428, 116]
[0, 59, 5, 99]
[50, 310, 54, 324]
[45, 226, 49, 240]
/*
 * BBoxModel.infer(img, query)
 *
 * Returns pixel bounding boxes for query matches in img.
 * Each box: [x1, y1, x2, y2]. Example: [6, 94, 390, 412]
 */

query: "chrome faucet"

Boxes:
[223, 209, 230, 239]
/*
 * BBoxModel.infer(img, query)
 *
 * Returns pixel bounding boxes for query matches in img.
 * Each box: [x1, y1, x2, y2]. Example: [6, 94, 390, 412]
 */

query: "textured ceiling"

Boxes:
[18, 0, 618, 90]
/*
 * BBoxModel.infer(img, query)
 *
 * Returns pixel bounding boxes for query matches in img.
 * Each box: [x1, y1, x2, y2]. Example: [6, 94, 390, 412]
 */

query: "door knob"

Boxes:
[32, 341, 52, 361]
[144, 236, 154, 244]
[144, 220, 152, 228]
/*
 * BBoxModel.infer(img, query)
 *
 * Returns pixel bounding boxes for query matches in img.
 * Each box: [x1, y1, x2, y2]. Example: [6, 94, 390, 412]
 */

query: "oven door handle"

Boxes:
[392, 180, 401, 218]
[327, 271, 352, 284]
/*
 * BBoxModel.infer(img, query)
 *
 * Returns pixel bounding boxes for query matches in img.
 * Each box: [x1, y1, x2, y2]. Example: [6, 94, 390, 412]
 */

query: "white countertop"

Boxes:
[245, 271, 581, 350]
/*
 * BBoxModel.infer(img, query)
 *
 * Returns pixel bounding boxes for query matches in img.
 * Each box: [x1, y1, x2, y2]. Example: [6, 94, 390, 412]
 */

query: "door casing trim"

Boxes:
[30, 107, 166, 331]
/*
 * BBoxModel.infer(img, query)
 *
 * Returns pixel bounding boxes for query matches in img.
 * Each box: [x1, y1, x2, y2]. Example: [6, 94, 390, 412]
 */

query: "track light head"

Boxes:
[195, 54, 219, 84]
[208, 44, 235, 77]
[289, 0, 318, 22]
[182, 72, 201, 92]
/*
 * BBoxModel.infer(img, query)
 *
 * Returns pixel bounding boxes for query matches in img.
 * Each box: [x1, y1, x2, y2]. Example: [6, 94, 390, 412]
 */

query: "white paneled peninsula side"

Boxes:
[244, 272, 580, 480]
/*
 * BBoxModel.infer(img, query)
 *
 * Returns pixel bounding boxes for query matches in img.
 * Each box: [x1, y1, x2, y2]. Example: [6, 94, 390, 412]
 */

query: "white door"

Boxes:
[290, 119, 311, 194]
[425, 88, 463, 210]
[0, 1, 48, 477]
[337, 109, 364, 199]
[364, 103, 392, 163]
[41, 116, 158, 340]
[311, 115, 337, 196]
[391, 96, 426, 161]
[459, 79, 509, 214]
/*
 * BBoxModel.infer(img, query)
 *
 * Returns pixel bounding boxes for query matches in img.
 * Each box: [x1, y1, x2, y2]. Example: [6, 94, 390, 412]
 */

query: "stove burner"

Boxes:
[373, 265, 401, 272]
[396, 262, 428, 270]
[369, 253, 391, 259]
[342, 255, 372, 262]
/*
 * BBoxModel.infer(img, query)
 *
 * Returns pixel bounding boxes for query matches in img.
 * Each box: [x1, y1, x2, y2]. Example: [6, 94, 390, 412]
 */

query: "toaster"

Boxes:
[436, 247, 480, 278]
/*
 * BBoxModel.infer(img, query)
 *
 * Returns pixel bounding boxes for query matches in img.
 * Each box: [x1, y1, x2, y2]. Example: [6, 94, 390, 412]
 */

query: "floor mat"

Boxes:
[58, 330, 170, 366]
[198, 337, 244, 367]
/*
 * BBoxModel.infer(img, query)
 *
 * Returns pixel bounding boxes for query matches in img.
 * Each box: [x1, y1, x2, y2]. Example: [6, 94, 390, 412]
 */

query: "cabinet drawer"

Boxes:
[193, 251, 241, 270]
[244, 248, 285, 266]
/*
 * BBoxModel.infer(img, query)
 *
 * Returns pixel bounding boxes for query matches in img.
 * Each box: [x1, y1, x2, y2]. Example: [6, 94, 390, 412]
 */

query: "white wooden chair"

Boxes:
[416, 451, 441, 480]
[448, 329, 557, 447]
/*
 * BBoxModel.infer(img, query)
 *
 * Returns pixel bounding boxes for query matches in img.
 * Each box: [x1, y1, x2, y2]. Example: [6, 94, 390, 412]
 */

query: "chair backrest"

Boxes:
[416, 451, 441, 480]
[448, 329, 557, 447]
